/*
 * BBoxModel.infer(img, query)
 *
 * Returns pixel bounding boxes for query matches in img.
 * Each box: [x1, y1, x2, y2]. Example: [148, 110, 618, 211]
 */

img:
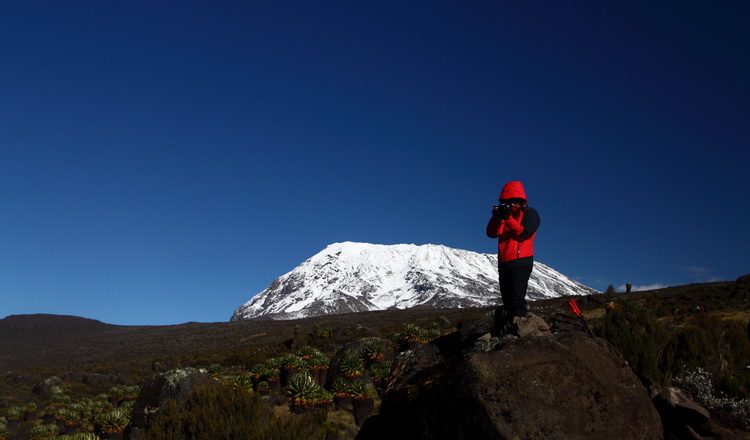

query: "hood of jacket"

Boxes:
[499, 181, 527, 202]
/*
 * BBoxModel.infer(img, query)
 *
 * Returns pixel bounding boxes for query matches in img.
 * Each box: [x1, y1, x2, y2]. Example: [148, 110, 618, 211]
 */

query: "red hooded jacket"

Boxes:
[486, 181, 540, 265]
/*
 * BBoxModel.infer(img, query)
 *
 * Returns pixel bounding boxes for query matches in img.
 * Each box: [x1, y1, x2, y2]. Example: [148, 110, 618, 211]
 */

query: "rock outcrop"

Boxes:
[32, 376, 63, 395]
[124, 368, 218, 440]
[357, 313, 664, 440]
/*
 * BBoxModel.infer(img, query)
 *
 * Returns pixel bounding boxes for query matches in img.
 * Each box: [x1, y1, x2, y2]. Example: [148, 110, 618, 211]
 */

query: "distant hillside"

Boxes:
[0, 314, 115, 341]
[0, 307, 489, 371]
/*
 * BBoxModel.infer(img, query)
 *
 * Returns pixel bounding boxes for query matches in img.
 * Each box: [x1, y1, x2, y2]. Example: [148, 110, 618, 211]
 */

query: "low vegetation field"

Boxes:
[1, 278, 748, 439]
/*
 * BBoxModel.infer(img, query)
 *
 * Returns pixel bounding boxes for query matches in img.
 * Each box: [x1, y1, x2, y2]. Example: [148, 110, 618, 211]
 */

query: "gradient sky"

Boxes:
[2, 1, 748, 325]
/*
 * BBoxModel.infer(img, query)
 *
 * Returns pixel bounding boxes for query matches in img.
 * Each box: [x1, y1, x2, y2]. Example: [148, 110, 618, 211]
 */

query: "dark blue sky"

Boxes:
[2, 1, 748, 325]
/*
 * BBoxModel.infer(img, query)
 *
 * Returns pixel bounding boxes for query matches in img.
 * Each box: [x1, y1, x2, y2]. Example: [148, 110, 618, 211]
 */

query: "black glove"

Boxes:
[492, 204, 511, 220]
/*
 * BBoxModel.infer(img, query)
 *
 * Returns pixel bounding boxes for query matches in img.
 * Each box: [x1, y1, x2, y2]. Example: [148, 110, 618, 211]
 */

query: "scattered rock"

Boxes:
[513, 312, 552, 338]
[476, 333, 492, 342]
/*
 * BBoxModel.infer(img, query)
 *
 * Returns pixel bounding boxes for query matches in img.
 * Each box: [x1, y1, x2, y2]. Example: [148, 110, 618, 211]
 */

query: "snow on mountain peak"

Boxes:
[230, 242, 598, 321]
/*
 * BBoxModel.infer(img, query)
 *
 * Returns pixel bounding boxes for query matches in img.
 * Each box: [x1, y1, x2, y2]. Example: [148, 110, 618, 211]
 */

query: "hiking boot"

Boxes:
[493, 306, 507, 331]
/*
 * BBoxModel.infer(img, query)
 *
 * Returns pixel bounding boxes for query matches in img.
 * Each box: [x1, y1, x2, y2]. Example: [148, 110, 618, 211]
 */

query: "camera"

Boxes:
[492, 203, 512, 219]
[493, 202, 514, 211]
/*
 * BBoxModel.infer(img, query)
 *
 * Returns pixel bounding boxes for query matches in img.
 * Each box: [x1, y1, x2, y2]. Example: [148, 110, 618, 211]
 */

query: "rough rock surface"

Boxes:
[649, 385, 750, 440]
[124, 368, 218, 440]
[357, 314, 663, 440]
[32, 376, 63, 395]
[652, 386, 709, 439]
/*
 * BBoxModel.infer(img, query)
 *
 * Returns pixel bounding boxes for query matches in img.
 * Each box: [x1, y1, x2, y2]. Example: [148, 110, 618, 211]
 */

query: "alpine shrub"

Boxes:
[600, 296, 667, 383]
[142, 383, 335, 440]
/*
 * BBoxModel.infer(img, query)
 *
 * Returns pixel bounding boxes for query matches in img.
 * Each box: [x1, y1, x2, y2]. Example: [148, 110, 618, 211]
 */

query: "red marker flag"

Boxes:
[568, 299, 581, 316]
[567, 299, 594, 336]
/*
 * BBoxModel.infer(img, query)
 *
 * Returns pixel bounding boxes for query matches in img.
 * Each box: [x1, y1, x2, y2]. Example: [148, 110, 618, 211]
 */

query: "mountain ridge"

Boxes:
[0, 313, 115, 341]
[232, 242, 598, 321]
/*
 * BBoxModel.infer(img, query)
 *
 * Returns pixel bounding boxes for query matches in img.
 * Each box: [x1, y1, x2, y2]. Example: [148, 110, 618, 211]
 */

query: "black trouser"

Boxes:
[499, 264, 533, 318]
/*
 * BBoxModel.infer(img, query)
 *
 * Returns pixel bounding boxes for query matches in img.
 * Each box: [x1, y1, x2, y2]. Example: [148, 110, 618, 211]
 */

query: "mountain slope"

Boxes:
[231, 242, 598, 321]
[0, 314, 115, 341]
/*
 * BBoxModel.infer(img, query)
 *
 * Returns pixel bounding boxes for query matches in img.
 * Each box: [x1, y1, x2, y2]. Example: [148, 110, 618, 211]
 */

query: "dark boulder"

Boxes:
[124, 368, 218, 440]
[652, 386, 708, 439]
[357, 317, 663, 440]
[32, 376, 63, 395]
[651, 386, 750, 440]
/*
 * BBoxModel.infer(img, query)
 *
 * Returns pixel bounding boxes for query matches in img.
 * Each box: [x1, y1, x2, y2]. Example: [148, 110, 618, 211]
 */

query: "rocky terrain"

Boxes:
[2, 277, 749, 439]
[358, 314, 665, 439]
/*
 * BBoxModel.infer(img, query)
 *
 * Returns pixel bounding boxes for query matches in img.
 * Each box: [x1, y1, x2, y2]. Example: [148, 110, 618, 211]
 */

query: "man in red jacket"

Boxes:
[486, 181, 541, 329]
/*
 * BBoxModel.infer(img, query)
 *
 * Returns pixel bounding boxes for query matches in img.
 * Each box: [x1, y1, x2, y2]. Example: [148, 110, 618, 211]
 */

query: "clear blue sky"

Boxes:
[2, 1, 748, 325]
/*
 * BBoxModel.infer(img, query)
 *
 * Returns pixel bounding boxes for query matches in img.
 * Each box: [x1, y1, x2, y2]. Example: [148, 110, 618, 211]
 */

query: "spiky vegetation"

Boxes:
[391, 322, 442, 351]
[339, 355, 364, 379]
[330, 378, 352, 397]
[95, 405, 131, 434]
[221, 375, 254, 393]
[141, 383, 336, 440]
[349, 380, 375, 400]
[361, 338, 385, 364]
[369, 360, 393, 394]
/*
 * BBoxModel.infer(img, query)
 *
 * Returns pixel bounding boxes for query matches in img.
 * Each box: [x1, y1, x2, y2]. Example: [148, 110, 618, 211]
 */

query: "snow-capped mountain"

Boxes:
[231, 242, 599, 321]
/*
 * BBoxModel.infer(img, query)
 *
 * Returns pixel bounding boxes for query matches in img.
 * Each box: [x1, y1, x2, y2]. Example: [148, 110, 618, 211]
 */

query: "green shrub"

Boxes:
[61, 434, 100, 440]
[294, 346, 321, 360]
[28, 423, 59, 440]
[391, 323, 441, 351]
[361, 338, 385, 364]
[600, 294, 750, 401]
[95, 406, 130, 434]
[340, 354, 364, 379]
[600, 296, 668, 383]
[330, 378, 352, 396]
[349, 380, 375, 399]
[206, 364, 223, 378]
[142, 383, 335, 440]
[288, 373, 317, 400]
[661, 325, 713, 377]
[220, 375, 254, 393]
[369, 360, 392, 381]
